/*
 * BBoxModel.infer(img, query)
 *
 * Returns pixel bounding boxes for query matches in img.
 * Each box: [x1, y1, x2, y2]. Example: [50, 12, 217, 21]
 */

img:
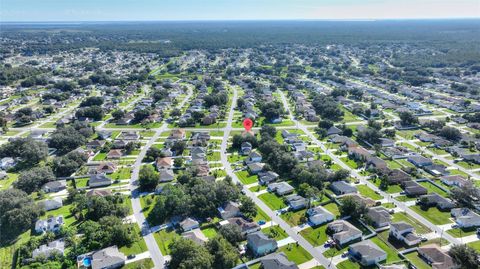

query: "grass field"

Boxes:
[323, 203, 340, 218]
[357, 184, 383, 200]
[410, 205, 452, 225]
[254, 206, 272, 222]
[391, 212, 431, 234]
[258, 192, 287, 210]
[278, 244, 313, 264]
[280, 209, 307, 226]
[300, 225, 329, 246]
[121, 258, 154, 269]
[153, 228, 180, 255]
[336, 259, 361, 269]
[419, 181, 449, 198]
[370, 237, 402, 263]
[262, 225, 289, 241]
[404, 251, 431, 269]
[119, 225, 148, 255]
[235, 171, 258, 185]
[201, 227, 218, 239]
[447, 227, 477, 238]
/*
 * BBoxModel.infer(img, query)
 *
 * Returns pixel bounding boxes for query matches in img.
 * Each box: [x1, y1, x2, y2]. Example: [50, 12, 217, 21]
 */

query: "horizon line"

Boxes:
[1, 17, 480, 24]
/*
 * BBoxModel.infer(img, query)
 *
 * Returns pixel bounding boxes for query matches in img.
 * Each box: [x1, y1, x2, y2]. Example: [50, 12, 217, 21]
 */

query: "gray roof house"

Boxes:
[389, 222, 421, 247]
[349, 240, 387, 266]
[327, 220, 362, 246]
[366, 207, 391, 228]
[90, 246, 126, 269]
[451, 208, 480, 228]
[218, 201, 241, 219]
[247, 231, 278, 257]
[307, 206, 335, 227]
[258, 171, 279, 185]
[159, 169, 175, 182]
[180, 217, 199, 232]
[418, 193, 455, 211]
[260, 252, 299, 269]
[32, 239, 65, 259]
[42, 197, 63, 211]
[407, 155, 433, 168]
[89, 174, 112, 188]
[268, 182, 294, 196]
[41, 180, 67, 193]
[402, 181, 428, 197]
[330, 181, 357, 195]
[285, 194, 307, 211]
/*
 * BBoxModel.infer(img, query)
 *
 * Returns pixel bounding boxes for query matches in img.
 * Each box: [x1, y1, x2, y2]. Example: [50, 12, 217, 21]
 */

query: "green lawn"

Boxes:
[337, 259, 361, 269]
[323, 244, 349, 258]
[249, 185, 267, 192]
[278, 244, 313, 265]
[323, 203, 340, 218]
[395, 195, 417, 202]
[0, 230, 31, 269]
[410, 205, 453, 225]
[109, 167, 132, 180]
[153, 228, 180, 255]
[340, 157, 359, 169]
[262, 225, 289, 241]
[404, 251, 432, 269]
[370, 237, 402, 263]
[40, 204, 79, 227]
[258, 192, 287, 210]
[0, 173, 18, 190]
[447, 227, 477, 238]
[121, 258, 154, 269]
[300, 225, 329, 246]
[357, 185, 383, 200]
[119, 225, 148, 255]
[467, 240, 480, 252]
[201, 227, 218, 239]
[391, 212, 431, 234]
[253, 206, 271, 222]
[280, 209, 307, 226]
[235, 171, 258, 185]
[93, 152, 107, 161]
[419, 181, 449, 198]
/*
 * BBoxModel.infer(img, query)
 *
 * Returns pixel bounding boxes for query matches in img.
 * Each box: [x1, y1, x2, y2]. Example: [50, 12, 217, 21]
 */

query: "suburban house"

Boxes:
[244, 151, 262, 164]
[349, 240, 387, 266]
[77, 246, 126, 269]
[366, 207, 391, 228]
[35, 215, 64, 234]
[218, 201, 241, 219]
[384, 169, 411, 185]
[260, 252, 299, 269]
[107, 149, 123, 159]
[407, 155, 433, 168]
[182, 229, 208, 245]
[327, 220, 363, 246]
[96, 162, 117, 174]
[418, 244, 455, 269]
[89, 174, 112, 188]
[156, 157, 172, 170]
[180, 217, 200, 232]
[247, 231, 278, 257]
[330, 181, 357, 195]
[307, 206, 335, 226]
[247, 162, 265, 174]
[402, 181, 428, 197]
[285, 194, 307, 211]
[86, 140, 106, 150]
[418, 193, 455, 211]
[223, 217, 260, 235]
[241, 142, 253, 155]
[268, 182, 294, 196]
[42, 197, 63, 211]
[32, 239, 65, 259]
[440, 175, 469, 188]
[41, 180, 67, 193]
[159, 169, 175, 182]
[451, 208, 480, 228]
[258, 171, 279, 185]
[389, 222, 421, 246]
[343, 193, 377, 207]
[86, 189, 112, 197]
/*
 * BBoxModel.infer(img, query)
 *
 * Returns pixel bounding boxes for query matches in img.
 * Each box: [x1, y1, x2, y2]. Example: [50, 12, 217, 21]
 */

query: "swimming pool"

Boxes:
[83, 257, 92, 267]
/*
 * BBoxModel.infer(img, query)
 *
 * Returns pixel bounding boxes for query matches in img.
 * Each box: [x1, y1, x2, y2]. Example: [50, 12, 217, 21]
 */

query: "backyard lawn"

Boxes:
[235, 171, 258, 185]
[404, 251, 432, 269]
[153, 228, 180, 255]
[278, 244, 313, 265]
[258, 192, 287, 210]
[323, 203, 340, 218]
[280, 209, 307, 226]
[410, 205, 452, 225]
[300, 225, 329, 246]
[119, 225, 148, 255]
[357, 184, 383, 200]
[391, 212, 431, 234]
[262, 225, 289, 241]
[419, 181, 449, 198]
[201, 227, 218, 239]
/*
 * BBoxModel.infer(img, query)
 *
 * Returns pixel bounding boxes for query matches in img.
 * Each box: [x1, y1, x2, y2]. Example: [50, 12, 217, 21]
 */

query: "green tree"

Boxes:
[139, 165, 159, 191]
[448, 244, 480, 269]
[239, 196, 257, 219]
[169, 238, 213, 269]
[206, 236, 239, 269]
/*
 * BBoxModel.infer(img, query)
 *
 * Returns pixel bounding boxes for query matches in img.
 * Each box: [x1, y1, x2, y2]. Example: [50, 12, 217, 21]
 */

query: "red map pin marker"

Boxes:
[243, 118, 253, 132]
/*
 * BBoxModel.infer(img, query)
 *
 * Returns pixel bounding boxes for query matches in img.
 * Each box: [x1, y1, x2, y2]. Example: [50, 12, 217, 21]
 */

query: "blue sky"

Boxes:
[1, 0, 479, 22]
